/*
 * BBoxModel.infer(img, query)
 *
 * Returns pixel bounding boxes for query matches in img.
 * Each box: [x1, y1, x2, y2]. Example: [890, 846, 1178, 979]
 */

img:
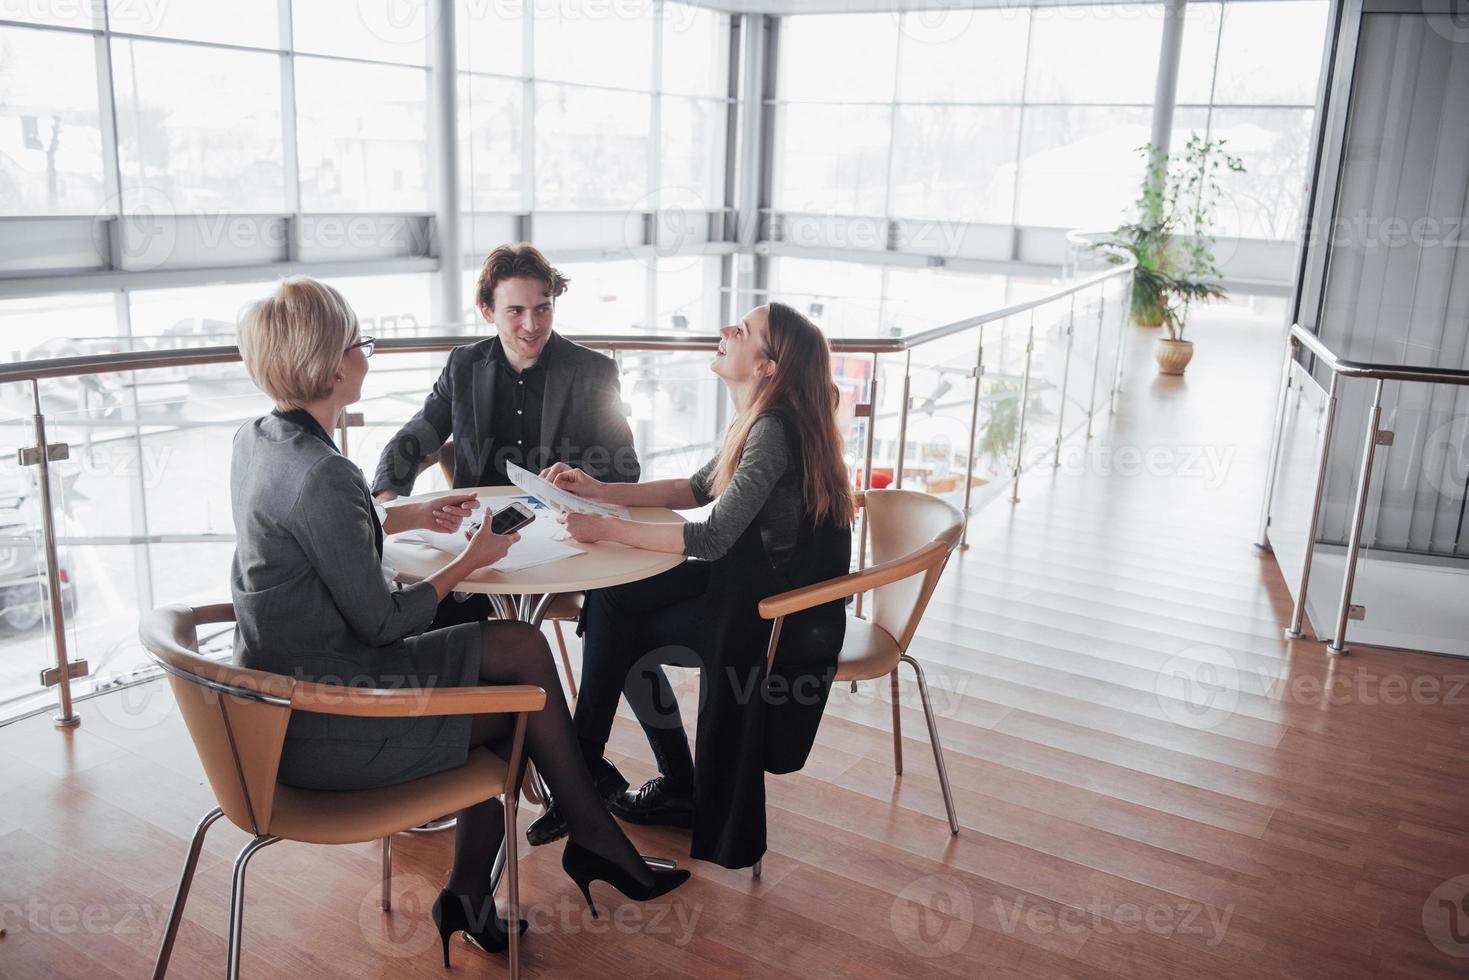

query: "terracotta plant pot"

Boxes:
[1155, 338, 1194, 376]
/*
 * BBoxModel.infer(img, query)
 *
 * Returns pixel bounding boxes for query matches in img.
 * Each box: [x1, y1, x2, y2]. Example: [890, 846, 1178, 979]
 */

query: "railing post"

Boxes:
[960, 330, 984, 550]
[894, 350, 912, 489]
[1009, 311, 1036, 504]
[26, 381, 81, 728]
[1109, 280, 1131, 413]
[1085, 290, 1106, 439]
[1287, 372, 1339, 640]
[1053, 296, 1077, 466]
[1327, 379, 1386, 656]
[1255, 333, 1298, 551]
[855, 353, 879, 619]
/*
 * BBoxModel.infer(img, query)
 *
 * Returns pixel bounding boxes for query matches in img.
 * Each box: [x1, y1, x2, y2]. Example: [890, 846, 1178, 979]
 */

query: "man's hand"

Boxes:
[380, 493, 479, 536]
[414, 493, 479, 533]
[539, 461, 606, 501]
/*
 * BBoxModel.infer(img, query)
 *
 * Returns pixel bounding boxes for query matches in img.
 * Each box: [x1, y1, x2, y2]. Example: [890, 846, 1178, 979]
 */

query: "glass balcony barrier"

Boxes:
[0, 254, 1133, 726]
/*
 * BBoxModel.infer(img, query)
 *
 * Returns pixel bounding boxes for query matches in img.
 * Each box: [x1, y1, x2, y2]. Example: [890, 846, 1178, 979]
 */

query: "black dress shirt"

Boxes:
[478, 342, 548, 485]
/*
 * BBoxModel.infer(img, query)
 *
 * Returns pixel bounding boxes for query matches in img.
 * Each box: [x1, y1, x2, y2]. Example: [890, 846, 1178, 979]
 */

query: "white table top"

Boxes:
[385, 485, 686, 595]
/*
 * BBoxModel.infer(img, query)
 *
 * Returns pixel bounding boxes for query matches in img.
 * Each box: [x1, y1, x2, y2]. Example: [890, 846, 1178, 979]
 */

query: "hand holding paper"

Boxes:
[507, 462, 630, 520]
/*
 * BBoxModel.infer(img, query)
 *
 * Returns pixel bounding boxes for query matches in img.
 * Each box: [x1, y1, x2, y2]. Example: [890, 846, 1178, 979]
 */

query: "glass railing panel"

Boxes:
[0, 382, 62, 716]
[1265, 358, 1332, 630]
[620, 350, 724, 480]
[1016, 294, 1072, 474]
[901, 326, 982, 513]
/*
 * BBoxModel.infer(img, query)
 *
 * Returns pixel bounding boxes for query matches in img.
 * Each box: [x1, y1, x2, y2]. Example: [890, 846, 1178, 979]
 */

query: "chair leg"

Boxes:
[503, 787, 522, 980]
[901, 654, 960, 835]
[889, 668, 904, 775]
[552, 620, 578, 701]
[152, 806, 224, 980]
[752, 859, 762, 879]
[489, 838, 508, 898]
[226, 835, 281, 980]
[380, 836, 392, 912]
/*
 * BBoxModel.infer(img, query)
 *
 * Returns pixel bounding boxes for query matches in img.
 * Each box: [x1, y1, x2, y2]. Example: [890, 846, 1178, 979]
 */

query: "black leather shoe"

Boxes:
[607, 776, 694, 828]
[526, 758, 629, 847]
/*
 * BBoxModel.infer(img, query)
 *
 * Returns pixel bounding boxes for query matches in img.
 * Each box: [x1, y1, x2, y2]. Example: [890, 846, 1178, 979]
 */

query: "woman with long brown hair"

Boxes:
[525, 302, 855, 869]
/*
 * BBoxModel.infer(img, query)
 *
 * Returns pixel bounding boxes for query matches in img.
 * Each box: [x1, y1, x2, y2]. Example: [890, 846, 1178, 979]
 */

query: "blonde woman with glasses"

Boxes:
[230, 278, 687, 966]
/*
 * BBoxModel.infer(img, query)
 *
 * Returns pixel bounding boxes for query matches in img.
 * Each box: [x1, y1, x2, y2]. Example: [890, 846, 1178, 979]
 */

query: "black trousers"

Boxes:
[573, 562, 712, 791]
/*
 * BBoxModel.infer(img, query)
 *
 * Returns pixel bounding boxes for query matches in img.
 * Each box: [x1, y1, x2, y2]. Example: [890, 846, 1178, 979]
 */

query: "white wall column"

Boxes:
[1148, 0, 1187, 167]
[429, 0, 463, 325]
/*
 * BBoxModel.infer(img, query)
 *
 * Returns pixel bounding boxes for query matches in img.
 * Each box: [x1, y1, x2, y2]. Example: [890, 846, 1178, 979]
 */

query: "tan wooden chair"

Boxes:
[758, 489, 963, 872]
[140, 603, 546, 980]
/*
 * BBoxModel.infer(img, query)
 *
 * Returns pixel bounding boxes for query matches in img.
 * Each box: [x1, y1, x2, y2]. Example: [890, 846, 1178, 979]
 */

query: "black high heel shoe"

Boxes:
[430, 888, 528, 967]
[561, 841, 691, 919]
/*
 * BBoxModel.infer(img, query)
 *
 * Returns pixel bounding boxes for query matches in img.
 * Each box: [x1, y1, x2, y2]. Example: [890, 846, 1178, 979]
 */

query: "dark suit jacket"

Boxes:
[371, 332, 640, 497]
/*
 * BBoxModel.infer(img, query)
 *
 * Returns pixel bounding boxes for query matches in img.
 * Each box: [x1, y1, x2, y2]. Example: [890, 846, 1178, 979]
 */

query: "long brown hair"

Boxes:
[710, 302, 854, 528]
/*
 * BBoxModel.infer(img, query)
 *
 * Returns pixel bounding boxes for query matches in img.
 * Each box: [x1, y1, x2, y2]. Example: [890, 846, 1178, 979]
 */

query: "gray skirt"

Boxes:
[276, 621, 483, 791]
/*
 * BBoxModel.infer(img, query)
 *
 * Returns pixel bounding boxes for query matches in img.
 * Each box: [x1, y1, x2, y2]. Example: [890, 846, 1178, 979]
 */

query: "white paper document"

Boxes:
[506, 461, 631, 520]
[393, 502, 585, 572]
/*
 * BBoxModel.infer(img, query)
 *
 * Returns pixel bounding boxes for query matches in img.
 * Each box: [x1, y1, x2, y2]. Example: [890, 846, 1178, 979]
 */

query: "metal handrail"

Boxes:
[0, 260, 1133, 386]
[6, 248, 1134, 727]
[1257, 322, 1469, 658]
[1289, 323, 1469, 386]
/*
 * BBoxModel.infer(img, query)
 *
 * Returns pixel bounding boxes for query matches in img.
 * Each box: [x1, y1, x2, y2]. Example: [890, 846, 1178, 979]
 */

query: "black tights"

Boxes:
[446, 621, 652, 909]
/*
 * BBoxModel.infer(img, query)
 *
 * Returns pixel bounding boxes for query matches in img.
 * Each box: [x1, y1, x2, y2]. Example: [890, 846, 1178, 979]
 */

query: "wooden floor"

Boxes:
[4, 308, 1468, 979]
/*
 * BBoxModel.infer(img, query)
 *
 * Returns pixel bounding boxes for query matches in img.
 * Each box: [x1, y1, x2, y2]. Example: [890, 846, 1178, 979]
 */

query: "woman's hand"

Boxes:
[559, 511, 616, 544]
[458, 511, 520, 569]
[539, 462, 606, 501]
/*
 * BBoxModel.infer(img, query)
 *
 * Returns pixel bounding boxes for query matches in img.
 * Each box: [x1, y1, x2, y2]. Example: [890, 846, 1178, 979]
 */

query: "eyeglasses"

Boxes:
[345, 336, 375, 358]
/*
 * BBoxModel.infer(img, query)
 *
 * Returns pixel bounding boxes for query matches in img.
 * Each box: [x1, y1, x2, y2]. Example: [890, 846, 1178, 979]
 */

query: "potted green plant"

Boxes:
[1098, 134, 1243, 375]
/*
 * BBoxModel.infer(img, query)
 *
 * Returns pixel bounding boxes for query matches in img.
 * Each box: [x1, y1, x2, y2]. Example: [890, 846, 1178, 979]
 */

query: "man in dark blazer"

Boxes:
[371, 243, 640, 501]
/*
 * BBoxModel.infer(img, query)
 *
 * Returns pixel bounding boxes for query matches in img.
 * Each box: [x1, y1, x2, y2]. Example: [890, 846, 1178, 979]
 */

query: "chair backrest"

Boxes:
[865, 489, 964, 650]
[138, 603, 294, 836]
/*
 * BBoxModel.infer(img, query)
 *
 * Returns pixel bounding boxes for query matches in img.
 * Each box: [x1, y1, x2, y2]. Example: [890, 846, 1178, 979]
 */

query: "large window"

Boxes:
[0, 26, 106, 214]
[112, 39, 286, 213]
[295, 58, 430, 212]
[771, 1, 1330, 253]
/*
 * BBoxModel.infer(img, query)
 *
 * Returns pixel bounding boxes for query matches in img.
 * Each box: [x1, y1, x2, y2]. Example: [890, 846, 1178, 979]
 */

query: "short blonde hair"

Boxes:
[237, 278, 359, 407]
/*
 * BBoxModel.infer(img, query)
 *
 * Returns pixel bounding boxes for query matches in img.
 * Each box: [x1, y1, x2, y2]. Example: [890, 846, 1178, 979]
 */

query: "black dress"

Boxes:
[576, 410, 851, 868]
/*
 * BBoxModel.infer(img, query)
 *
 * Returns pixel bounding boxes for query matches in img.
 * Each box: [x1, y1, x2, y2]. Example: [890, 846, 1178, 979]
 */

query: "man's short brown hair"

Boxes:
[475, 243, 570, 311]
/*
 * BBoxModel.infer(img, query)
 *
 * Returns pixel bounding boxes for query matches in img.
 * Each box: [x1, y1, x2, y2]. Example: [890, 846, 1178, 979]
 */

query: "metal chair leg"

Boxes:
[503, 788, 521, 980]
[152, 806, 224, 980]
[889, 668, 904, 775]
[552, 620, 578, 700]
[901, 654, 959, 835]
[226, 835, 281, 980]
[490, 837, 508, 898]
[380, 836, 392, 911]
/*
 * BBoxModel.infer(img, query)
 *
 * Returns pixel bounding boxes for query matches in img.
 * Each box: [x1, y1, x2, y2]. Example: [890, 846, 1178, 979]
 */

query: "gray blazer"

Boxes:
[231, 410, 479, 786]
[371, 332, 640, 498]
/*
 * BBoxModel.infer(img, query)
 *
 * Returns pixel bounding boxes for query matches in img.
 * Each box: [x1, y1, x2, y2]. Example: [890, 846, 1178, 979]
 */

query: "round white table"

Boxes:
[385, 485, 685, 881]
[386, 485, 686, 626]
